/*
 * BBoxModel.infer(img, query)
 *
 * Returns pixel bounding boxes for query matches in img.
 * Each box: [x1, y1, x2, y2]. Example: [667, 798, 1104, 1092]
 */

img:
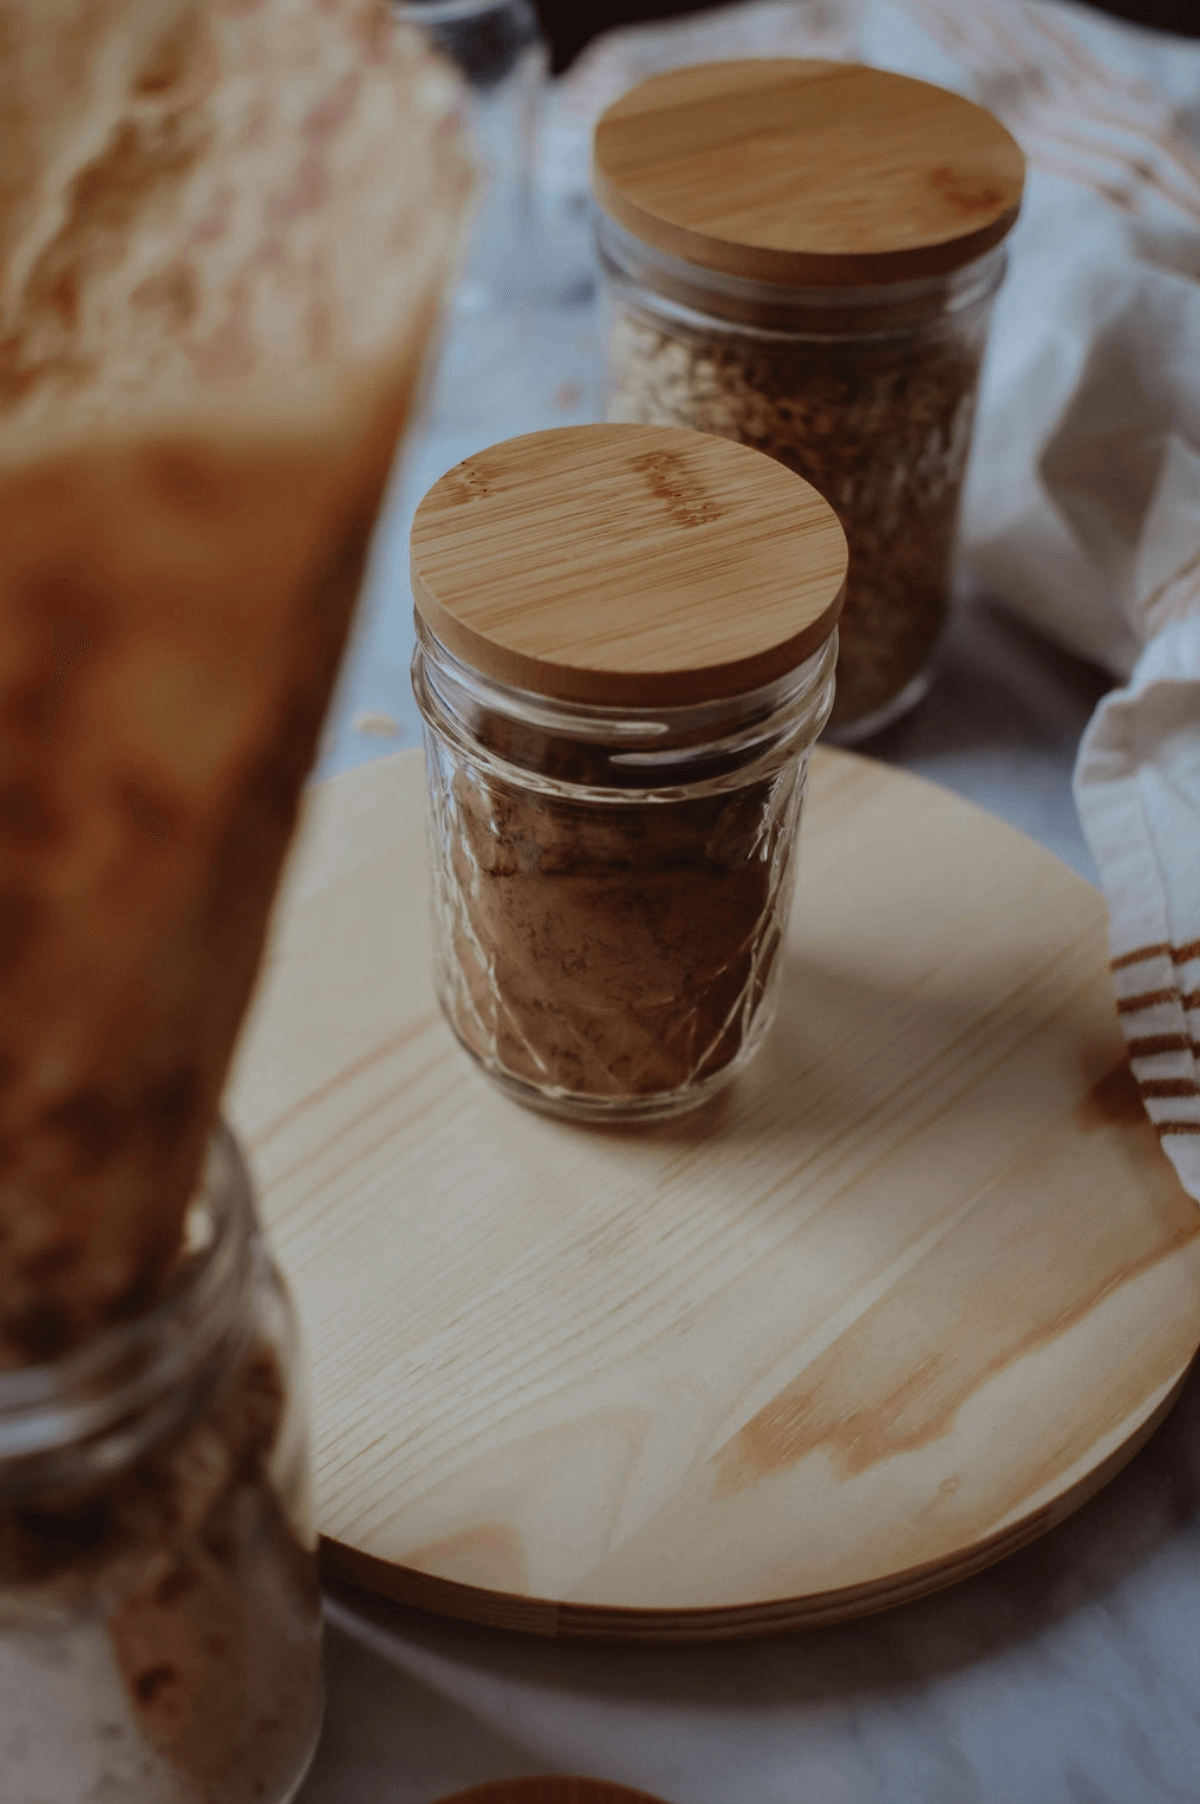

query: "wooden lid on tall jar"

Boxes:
[410, 424, 846, 707]
[592, 59, 1026, 288]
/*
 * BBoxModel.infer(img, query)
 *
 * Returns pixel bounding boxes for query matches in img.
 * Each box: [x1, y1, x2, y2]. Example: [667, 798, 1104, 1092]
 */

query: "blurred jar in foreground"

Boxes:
[593, 60, 1025, 743]
[0, 1126, 323, 1804]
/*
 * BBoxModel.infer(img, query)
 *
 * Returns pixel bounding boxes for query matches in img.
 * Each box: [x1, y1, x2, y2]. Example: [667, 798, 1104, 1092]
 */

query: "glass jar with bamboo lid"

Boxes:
[592, 60, 1025, 741]
[411, 423, 846, 1122]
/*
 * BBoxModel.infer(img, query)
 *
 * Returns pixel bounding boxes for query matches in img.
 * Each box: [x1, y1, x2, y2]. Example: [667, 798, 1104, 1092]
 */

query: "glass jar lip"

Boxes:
[0, 1121, 253, 1464]
[596, 210, 1008, 335]
[414, 615, 838, 800]
[414, 608, 835, 736]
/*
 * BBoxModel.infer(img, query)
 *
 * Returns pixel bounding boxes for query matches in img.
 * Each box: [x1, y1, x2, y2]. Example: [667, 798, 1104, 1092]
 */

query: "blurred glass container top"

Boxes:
[397, 0, 548, 321]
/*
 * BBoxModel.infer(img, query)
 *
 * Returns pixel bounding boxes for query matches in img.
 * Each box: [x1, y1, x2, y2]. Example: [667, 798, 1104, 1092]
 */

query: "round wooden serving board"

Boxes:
[227, 748, 1200, 1640]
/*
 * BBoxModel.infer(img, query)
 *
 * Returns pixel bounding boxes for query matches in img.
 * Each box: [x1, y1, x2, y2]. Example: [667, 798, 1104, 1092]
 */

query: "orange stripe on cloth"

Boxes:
[1127, 1034, 1200, 1058]
[1117, 989, 1177, 1014]
[1111, 941, 1200, 973]
[1111, 944, 1171, 970]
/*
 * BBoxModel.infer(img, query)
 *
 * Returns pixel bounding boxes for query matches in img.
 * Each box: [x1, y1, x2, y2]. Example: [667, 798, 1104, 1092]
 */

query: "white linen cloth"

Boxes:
[1074, 620, 1200, 1196]
[548, 0, 1200, 1202]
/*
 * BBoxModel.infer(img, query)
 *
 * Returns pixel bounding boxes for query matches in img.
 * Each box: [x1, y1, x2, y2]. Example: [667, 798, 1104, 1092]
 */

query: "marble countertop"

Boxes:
[293, 281, 1199, 1804]
[304, 1353, 1200, 1804]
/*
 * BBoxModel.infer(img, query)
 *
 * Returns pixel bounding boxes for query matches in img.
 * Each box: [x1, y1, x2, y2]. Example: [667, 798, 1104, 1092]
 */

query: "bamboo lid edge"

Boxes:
[592, 59, 1026, 288]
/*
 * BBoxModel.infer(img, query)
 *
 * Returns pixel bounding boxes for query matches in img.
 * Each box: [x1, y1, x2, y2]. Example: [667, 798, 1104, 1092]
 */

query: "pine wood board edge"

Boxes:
[317, 1358, 1193, 1644]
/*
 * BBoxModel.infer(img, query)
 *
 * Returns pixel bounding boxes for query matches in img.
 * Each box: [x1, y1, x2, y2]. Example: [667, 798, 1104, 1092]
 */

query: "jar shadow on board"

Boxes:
[592, 60, 1026, 743]
[0, 1124, 323, 1804]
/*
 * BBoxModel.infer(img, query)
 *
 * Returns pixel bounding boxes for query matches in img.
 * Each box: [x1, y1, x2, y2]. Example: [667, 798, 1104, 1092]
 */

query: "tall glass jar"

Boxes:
[0, 1125, 323, 1803]
[409, 423, 845, 1123]
[593, 60, 1025, 743]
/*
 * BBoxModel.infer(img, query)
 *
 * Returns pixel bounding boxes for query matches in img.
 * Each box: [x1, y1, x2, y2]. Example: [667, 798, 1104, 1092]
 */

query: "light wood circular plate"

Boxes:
[228, 748, 1200, 1641]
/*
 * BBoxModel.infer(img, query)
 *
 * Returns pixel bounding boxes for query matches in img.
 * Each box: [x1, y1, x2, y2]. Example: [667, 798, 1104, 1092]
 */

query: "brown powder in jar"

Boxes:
[607, 304, 988, 731]
[0, 1338, 321, 1802]
[428, 744, 806, 1103]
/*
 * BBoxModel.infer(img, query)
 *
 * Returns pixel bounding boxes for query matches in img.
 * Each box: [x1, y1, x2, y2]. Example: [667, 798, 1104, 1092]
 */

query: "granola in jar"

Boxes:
[593, 60, 1024, 739]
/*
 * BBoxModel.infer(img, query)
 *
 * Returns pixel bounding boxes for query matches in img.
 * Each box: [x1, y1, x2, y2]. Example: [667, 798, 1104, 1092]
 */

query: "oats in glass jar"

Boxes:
[593, 59, 1024, 740]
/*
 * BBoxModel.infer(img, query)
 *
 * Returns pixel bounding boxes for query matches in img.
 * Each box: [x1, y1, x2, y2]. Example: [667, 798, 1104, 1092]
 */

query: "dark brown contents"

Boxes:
[428, 748, 804, 1101]
[607, 303, 988, 729]
[0, 1340, 321, 1800]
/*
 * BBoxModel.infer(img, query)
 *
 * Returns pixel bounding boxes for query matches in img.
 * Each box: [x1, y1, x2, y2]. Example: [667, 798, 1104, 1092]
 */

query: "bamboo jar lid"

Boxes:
[410, 425, 846, 707]
[592, 59, 1026, 287]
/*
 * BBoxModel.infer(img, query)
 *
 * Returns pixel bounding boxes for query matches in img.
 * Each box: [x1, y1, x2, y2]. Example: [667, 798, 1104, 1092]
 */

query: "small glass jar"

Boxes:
[399, 0, 548, 315]
[410, 423, 844, 1123]
[0, 1125, 323, 1804]
[593, 60, 1025, 743]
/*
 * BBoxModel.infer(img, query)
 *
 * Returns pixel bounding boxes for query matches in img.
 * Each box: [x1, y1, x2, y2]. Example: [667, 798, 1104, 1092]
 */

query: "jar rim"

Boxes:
[416, 609, 834, 727]
[0, 1122, 254, 1467]
[596, 211, 1009, 336]
[414, 615, 838, 799]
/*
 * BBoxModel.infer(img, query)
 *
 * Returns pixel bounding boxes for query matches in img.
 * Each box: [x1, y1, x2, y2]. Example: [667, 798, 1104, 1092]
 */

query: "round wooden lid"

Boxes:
[592, 59, 1026, 287]
[410, 424, 846, 707]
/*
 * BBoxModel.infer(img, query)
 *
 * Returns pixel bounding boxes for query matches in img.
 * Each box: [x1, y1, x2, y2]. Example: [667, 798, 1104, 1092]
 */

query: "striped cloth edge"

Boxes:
[1074, 621, 1200, 1202]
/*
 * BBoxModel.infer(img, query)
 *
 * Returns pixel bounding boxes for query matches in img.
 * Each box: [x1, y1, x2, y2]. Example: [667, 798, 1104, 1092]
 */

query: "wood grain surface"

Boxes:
[592, 60, 1025, 286]
[227, 748, 1200, 1640]
[410, 425, 845, 705]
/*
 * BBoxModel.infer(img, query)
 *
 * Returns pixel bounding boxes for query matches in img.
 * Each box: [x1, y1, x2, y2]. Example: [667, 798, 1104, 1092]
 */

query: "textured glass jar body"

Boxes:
[413, 620, 837, 1121]
[600, 217, 1005, 741]
[0, 1126, 323, 1804]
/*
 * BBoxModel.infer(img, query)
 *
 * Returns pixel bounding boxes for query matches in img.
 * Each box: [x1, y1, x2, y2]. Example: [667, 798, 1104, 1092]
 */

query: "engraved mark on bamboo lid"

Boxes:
[631, 449, 720, 529]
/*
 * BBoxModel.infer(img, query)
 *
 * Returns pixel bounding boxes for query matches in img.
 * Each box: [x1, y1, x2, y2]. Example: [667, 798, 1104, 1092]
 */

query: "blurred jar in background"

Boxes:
[398, 0, 548, 329]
